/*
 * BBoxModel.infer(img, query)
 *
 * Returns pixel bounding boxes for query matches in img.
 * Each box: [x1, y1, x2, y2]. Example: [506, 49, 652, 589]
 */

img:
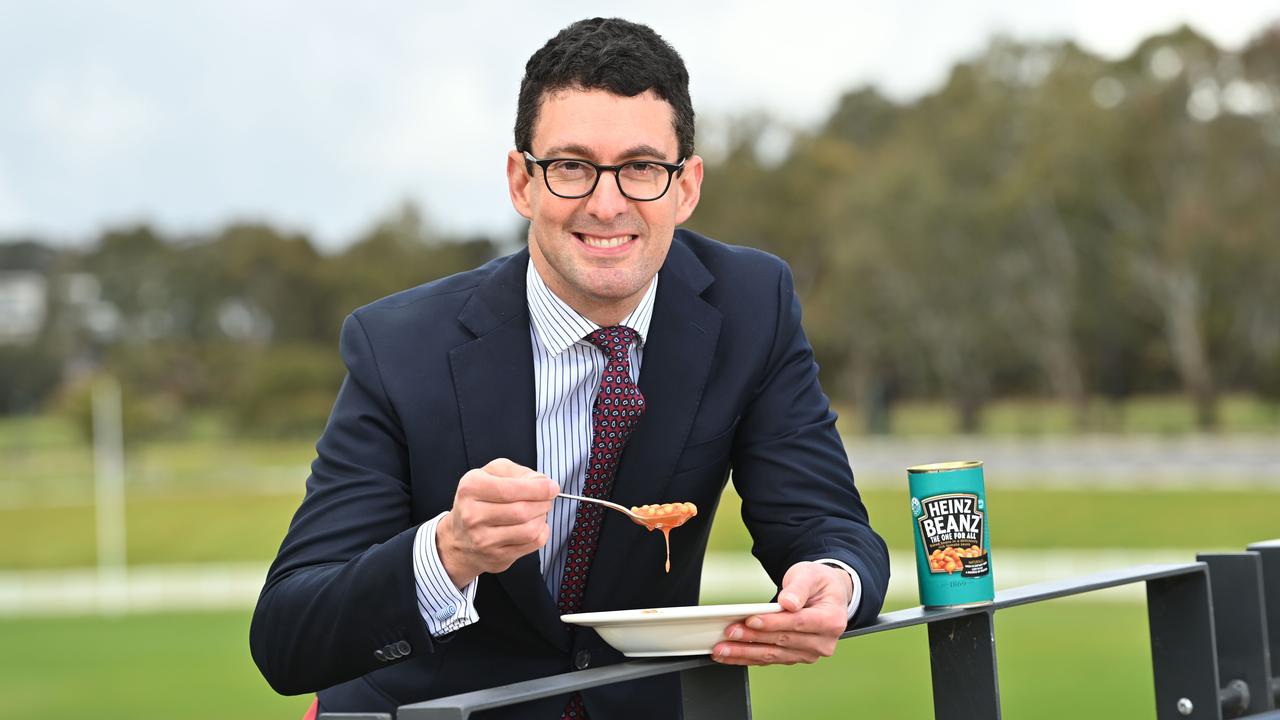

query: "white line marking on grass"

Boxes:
[0, 550, 1217, 617]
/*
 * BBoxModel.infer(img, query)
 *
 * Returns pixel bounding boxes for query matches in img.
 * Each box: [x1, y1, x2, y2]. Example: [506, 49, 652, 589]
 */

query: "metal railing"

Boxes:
[321, 539, 1280, 720]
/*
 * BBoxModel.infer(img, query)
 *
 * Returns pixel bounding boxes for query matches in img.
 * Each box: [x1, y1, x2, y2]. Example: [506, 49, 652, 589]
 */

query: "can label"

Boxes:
[916, 493, 988, 578]
[908, 461, 994, 607]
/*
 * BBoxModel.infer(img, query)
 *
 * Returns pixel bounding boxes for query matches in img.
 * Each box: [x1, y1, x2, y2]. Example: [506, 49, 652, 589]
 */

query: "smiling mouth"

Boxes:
[574, 233, 636, 249]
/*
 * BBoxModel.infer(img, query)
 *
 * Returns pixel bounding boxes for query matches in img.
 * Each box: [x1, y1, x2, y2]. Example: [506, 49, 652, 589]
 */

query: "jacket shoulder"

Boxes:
[675, 228, 789, 279]
[360, 254, 509, 312]
[346, 251, 522, 336]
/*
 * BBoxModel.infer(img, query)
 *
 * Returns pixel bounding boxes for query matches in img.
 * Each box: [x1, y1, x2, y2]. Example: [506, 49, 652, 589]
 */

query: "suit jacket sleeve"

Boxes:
[250, 312, 435, 695]
[729, 263, 890, 628]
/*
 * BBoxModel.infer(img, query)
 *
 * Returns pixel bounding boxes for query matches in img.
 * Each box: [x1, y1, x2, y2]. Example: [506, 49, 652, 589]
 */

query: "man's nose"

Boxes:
[584, 171, 629, 221]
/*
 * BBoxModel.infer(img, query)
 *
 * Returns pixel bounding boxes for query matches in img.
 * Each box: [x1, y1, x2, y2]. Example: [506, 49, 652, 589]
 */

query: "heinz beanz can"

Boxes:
[908, 460, 993, 607]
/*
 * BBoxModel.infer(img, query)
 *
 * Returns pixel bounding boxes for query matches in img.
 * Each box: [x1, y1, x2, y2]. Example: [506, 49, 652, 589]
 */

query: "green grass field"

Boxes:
[707, 486, 1280, 555]
[4, 401, 1277, 568]
[856, 393, 1280, 436]
[753, 600, 1156, 719]
[3, 486, 1276, 569]
[1, 410, 1273, 719]
[0, 601, 1154, 720]
[0, 611, 304, 720]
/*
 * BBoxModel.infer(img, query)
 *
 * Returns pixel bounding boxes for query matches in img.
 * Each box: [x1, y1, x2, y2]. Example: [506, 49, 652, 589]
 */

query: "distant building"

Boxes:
[61, 273, 120, 340]
[0, 271, 47, 345]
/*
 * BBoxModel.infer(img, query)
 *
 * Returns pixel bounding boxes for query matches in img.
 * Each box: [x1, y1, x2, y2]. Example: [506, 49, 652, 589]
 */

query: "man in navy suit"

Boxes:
[251, 17, 889, 719]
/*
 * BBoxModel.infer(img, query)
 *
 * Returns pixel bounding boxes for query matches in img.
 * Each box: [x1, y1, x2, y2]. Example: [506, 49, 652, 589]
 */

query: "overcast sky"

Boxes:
[1, 1, 1277, 249]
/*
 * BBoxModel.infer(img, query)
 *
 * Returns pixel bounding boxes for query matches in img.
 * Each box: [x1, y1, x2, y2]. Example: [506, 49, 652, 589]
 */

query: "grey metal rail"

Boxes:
[320, 540, 1280, 720]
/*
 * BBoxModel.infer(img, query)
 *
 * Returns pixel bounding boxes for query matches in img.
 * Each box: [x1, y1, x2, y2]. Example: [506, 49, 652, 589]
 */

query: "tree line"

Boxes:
[1, 24, 1277, 435]
[0, 205, 505, 437]
[691, 24, 1280, 431]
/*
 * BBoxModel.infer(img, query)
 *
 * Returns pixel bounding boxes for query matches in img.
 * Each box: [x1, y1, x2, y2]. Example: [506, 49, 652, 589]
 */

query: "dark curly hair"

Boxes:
[515, 18, 694, 161]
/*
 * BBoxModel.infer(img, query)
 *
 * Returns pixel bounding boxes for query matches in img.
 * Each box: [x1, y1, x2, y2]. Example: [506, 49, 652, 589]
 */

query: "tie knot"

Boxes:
[586, 325, 638, 358]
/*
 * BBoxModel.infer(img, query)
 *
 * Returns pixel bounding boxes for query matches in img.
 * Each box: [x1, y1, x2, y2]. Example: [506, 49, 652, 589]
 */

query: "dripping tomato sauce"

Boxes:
[628, 502, 698, 572]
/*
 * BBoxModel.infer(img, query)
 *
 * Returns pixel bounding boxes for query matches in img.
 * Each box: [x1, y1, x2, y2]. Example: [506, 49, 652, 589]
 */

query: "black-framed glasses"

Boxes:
[523, 151, 685, 201]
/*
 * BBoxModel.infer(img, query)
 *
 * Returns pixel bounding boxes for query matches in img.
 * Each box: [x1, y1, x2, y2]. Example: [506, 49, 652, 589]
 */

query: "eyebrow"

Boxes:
[540, 143, 676, 162]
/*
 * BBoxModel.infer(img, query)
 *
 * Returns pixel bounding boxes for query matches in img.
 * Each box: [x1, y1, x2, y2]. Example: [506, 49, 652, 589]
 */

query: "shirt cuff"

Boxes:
[814, 558, 862, 621]
[413, 511, 480, 637]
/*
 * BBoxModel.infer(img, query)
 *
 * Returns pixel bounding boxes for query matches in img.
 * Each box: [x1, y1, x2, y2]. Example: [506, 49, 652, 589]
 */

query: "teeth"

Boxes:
[579, 235, 630, 249]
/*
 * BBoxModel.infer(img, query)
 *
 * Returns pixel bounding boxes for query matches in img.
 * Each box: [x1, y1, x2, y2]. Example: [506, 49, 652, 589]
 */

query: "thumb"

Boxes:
[778, 563, 822, 611]
[484, 457, 525, 476]
[535, 473, 560, 499]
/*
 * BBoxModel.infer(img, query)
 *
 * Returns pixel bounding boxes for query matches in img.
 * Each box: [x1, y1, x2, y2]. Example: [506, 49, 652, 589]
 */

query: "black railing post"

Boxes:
[1246, 540, 1280, 707]
[1148, 566, 1224, 720]
[680, 663, 751, 719]
[1199, 552, 1276, 717]
[928, 608, 1001, 719]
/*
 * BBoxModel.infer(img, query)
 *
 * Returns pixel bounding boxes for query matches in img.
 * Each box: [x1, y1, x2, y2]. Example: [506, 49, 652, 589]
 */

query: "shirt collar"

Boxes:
[526, 258, 657, 357]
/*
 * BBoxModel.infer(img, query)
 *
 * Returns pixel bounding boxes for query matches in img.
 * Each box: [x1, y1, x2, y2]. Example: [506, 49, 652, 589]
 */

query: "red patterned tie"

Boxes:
[560, 325, 645, 720]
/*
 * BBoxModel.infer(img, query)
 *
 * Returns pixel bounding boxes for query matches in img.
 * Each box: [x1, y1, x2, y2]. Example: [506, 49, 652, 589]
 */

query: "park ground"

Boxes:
[2, 401, 1277, 719]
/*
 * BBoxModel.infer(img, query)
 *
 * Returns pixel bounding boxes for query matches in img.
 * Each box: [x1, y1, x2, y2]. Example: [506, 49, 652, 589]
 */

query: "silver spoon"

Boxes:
[556, 492, 695, 528]
[556, 492, 644, 521]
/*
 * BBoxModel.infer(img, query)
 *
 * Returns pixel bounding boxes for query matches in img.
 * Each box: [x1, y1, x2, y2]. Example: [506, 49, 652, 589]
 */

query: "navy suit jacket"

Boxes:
[250, 229, 889, 718]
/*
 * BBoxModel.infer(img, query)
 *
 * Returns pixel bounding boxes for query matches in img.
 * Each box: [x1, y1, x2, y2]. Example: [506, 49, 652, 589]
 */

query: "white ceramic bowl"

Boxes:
[561, 602, 784, 657]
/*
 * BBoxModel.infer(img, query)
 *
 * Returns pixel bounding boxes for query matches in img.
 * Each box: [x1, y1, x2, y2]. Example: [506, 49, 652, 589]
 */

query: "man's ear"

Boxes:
[673, 154, 704, 225]
[507, 150, 534, 220]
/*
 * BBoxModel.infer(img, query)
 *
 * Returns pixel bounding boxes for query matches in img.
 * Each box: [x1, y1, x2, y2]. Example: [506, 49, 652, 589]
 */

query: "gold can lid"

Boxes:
[907, 460, 983, 474]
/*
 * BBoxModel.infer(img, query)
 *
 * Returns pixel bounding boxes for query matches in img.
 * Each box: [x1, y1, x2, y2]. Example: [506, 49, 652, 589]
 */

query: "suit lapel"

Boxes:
[585, 240, 722, 609]
[449, 250, 568, 650]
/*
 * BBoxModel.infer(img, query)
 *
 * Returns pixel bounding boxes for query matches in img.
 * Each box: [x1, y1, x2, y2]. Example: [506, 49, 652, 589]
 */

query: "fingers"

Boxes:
[467, 499, 559, 526]
[711, 625, 838, 665]
[727, 609, 846, 646]
[437, 460, 559, 584]
[711, 606, 845, 666]
[450, 470, 556, 546]
[742, 598, 844, 634]
[740, 599, 848, 640]
[710, 562, 853, 667]
[712, 644, 825, 666]
[439, 510, 551, 579]
[465, 519, 552, 560]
